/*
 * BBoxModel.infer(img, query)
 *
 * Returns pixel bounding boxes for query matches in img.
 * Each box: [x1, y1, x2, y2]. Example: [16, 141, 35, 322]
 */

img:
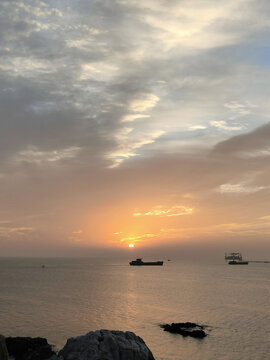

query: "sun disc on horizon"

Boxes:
[129, 244, 135, 248]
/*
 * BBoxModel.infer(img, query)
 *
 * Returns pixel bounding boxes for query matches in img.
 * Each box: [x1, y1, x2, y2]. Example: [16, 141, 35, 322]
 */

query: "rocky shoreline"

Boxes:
[1, 322, 207, 360]
[0, 335, 55, 360]
[0, 330, 155, 360]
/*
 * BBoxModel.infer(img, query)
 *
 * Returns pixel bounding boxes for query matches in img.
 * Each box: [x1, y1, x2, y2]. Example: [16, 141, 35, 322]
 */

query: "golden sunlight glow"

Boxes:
[120, 234, 156, 243]
[111, 231, 158, 247]
[133, 205, 194, 217]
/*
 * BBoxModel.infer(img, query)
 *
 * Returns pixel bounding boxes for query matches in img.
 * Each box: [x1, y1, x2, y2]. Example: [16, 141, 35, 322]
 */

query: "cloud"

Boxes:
[107, 130, 165, 167]
[188, 125, 207, 131]
[72, 229, 83, 234]
[133, 205, 194, 217]
[210, 120, 243, 131]
[14, 146, 81, 163]
[117, 0, 251, 51]
[121, 114, 150, 123]
[212, 122, 270, 157]
[224, 101, 254, 120]
[128, 93, 159, 112]
[1, 0, 270, 255]
[217, 182, 267, 194]
[0, 225, 35, 238]
[9, 227, 35, 233]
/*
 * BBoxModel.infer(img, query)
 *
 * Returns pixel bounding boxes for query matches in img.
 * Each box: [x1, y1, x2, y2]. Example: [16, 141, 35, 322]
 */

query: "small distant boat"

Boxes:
[129, 258, 163, 266]
[225, 252, 248, 265]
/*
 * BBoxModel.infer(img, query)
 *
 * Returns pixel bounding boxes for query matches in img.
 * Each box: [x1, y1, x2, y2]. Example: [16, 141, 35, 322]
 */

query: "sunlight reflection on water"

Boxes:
[0, 258, 269, 360]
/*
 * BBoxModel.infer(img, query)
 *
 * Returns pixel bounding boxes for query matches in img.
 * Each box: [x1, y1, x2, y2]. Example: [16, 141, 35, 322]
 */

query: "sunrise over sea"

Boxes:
[0, 1, 270, 360]
[0, 1, 270, 258]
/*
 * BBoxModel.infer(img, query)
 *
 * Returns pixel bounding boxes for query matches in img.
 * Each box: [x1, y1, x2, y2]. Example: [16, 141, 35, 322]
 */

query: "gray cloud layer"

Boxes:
[1, 0, 270, 256]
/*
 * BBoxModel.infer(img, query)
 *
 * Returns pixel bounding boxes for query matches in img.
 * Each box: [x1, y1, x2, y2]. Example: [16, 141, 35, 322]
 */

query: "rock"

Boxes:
[56, 330, 155, 360]
[0, 335, 9, 360]
[160, 322, 207, 338]
[6, 337, 56, 360]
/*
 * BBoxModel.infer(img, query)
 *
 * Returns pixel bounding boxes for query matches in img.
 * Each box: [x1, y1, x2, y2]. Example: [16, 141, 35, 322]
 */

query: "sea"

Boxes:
[0, 257, 269, 360]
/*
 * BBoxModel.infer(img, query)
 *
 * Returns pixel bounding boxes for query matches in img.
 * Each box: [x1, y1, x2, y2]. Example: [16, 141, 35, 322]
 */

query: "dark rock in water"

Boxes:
[54, 330, 155, 360]
[6, 337, 55, 360]
[167, 322, 203, 329]
[160, 322, 207, 338]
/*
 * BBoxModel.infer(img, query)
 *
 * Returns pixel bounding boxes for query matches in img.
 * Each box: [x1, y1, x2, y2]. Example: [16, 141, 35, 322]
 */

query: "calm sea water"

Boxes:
[0, 257, 269, 360]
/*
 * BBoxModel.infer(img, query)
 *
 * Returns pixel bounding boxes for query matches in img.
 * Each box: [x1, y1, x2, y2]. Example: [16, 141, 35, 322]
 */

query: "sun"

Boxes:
[128, 244, 135, 248]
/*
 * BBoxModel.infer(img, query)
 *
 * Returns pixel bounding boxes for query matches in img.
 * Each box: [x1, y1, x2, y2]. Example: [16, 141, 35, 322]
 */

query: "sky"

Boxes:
[1, 0, 270, 258]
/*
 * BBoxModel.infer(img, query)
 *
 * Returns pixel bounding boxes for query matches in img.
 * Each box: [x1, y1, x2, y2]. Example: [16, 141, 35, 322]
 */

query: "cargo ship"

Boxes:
[228, 260, 249, 265]
[129, 258, 163, 266]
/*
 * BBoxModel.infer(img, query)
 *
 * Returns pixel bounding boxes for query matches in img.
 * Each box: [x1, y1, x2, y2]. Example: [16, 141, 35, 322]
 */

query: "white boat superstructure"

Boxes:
[225, 252, 242, 261]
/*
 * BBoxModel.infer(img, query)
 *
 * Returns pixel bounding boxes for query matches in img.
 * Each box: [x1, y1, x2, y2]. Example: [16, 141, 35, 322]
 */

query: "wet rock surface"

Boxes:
[160, 322, 207, 338]
[6, 337, 56, 360]
[55, 330, 155, 360]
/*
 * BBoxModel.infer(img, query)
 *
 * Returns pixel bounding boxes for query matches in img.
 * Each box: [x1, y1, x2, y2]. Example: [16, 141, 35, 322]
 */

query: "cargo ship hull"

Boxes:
[129, 258, 163, 266]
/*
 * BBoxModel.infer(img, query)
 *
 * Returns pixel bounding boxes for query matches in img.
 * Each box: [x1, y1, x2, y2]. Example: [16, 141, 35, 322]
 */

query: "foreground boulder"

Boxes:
[160, 322, 207, 338]
[6, 337, 56, 360]
[0, 335, 9, 360]
[53, 330, 155, 360]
